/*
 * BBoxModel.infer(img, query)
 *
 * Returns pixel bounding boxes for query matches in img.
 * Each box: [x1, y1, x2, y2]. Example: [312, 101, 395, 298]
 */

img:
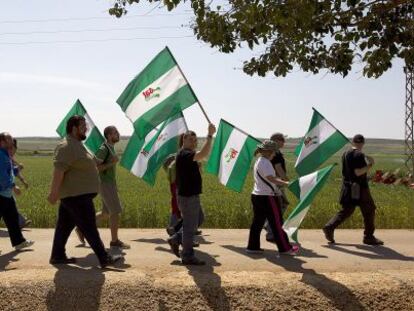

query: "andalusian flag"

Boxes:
[283, 164, 336, 243]
[295, 108, 348, 176]
[120, 112, 187, 186]
[206, 119, 260, 192]
[56, 99, 104, 155]
[117, 47, 197, 139]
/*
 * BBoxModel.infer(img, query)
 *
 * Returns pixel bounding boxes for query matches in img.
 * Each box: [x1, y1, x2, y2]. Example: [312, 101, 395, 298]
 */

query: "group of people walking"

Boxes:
[0, 115, 384, 267]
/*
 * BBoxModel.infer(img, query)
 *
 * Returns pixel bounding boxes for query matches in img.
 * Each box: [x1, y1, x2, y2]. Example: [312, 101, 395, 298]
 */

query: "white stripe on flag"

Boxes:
[283, 206, 311, 239]
[130, 117, 186, 177]
[218, 129, 247, 185]
[84, 113, 95, 139]
[299, 172, 318, 200]
[295, 119, 336, 166]
[125, 66, 186, 122]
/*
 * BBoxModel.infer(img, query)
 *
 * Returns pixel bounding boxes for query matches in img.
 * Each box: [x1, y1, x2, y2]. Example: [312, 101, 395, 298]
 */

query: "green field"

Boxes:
[6, 138, 414, 229]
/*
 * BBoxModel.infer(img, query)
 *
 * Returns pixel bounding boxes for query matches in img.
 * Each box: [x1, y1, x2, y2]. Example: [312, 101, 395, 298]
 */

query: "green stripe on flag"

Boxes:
[141, 137, 180, 186]
[225, 136, 257, 192]
[85, 127, 105, 155]
[284, 164, 336, 242]
[206, 120, 234, 175]
[132, 84, 196, 139]
[117, 48, 176, 112]
[120, 133, 145, 171]
[295, 131, 346, 176]
[56, 99, 86, 137]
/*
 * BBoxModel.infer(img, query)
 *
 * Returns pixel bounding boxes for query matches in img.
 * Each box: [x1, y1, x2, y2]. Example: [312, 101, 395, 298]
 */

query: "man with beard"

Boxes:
[95, 126, 129, 249]
[48, 115, 123, 268]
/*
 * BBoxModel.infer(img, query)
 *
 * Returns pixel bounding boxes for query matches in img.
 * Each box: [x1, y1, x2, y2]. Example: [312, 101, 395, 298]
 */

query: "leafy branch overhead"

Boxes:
[110, 0, 414, 78]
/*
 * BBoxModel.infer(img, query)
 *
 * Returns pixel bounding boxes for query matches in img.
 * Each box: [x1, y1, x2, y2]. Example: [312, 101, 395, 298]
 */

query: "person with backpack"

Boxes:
[247, 140, 299, 256]
[76, 126, 130, 250]
[323, 134, 384, 245]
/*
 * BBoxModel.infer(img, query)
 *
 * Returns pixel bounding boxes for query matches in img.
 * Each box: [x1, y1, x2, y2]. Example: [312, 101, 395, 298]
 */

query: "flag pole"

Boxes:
[165, 46, 211, 124]
[221, 119, 262, 144]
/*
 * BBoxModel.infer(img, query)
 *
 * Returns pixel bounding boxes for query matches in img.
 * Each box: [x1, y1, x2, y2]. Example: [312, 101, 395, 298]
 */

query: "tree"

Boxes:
[109, 0, 414, 78]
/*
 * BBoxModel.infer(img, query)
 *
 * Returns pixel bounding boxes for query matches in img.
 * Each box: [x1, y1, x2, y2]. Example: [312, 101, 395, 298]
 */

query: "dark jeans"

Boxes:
[248, 194, 292, 252]
[325, 187, 376, 237]
[0, 195, 26, 246]
[50, 193, 108, 265]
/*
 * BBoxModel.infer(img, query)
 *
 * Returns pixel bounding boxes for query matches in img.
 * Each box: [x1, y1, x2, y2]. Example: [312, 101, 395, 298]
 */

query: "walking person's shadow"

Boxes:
[323, 243, 414, 261]
[154, 244, 231, 311]
[0, 250, 25, 271]
[223, 245, 366, 311]
[46, 253, 128, 311]
[174, 250, 231, 311]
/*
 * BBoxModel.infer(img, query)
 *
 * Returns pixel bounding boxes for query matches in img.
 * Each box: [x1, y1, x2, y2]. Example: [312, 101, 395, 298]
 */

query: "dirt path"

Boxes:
[1, 229, 413, 310]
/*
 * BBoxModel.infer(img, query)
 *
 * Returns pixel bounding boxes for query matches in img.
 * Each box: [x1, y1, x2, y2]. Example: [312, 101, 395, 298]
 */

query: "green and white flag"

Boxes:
[120, 112, 187, 186]
[283, 164, 336, 243]
[56, 99, 104, 155]
[295, 108, 348, 176]
[117, 47, 197, 139]
[206, 119, 260, 192]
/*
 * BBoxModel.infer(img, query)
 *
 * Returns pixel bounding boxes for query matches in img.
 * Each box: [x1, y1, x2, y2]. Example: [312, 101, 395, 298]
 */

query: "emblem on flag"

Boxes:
[142, 87, 161, 101]
[304, 136, 318, 147]
[224, 148, 239, 163]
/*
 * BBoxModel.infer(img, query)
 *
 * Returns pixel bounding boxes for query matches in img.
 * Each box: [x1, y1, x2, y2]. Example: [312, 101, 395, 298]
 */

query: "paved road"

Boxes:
[1, 229, 413, 273]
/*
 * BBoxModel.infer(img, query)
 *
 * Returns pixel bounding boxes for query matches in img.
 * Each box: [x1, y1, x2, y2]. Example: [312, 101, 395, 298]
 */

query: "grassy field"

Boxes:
[6, 143, 413, 229]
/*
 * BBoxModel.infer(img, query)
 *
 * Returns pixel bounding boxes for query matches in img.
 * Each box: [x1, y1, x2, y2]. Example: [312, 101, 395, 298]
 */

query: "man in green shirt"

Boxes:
[95, 126, 130, 249]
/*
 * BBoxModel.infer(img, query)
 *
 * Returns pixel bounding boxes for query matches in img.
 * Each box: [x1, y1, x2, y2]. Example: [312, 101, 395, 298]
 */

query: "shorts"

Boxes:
[99, 182, 122, 215]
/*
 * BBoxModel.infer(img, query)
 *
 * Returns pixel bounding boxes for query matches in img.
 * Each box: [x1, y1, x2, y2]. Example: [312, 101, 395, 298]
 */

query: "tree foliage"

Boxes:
[109, 0, 414, 78]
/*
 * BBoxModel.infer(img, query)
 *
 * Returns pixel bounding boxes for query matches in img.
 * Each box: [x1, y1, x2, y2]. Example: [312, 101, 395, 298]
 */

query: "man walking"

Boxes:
[95, 126, 130, 249]
[0, 132, 34, 251]
[323, 134, 384, 245]
[168, 124, 216, 265]
[48, 116, 123, 268]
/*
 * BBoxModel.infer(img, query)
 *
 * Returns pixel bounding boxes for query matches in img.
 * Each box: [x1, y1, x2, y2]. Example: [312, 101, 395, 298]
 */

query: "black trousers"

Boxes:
[248, 194, 292, 252]
[325, 187, 376, 237]
[0, 195, 26, 247]
[50, 193, 108, 265]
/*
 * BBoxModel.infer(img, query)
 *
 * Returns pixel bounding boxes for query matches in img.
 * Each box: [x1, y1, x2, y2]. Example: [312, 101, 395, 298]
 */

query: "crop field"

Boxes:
[5, 138, 413, 229]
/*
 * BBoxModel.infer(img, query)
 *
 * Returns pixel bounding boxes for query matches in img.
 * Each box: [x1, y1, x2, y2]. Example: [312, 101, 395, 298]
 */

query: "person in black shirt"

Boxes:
[323, 134, 384, 245]
[167, 123, 216, 265]
[265, 132, 289, 242]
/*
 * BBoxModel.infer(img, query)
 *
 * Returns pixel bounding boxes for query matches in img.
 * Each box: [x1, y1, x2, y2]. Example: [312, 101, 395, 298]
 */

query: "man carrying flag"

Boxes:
[323, 134, 384, 246]
[167, 123, 216, 265]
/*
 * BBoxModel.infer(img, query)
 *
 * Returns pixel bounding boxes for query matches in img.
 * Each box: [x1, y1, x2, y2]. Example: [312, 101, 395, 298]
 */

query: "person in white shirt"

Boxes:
[247, 140, 299, 255]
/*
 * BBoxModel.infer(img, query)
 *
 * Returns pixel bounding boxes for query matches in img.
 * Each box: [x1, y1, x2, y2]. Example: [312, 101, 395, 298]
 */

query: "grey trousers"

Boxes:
[172, 195, 202, 260]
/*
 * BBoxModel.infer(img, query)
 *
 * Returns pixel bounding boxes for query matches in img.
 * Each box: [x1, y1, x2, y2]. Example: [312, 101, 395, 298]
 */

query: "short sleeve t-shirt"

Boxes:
[271, 150, 286, 176]
[342, 149, 369, 188]
[252, 156, 281, 196]
[54, 136, 99, 199]
[175, 148, 202, 196]
[95, 143, 116, 183]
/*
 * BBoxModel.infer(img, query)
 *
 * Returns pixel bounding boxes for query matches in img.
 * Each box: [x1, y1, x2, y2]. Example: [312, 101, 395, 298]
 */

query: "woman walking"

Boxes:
[247, 140, 299, 255]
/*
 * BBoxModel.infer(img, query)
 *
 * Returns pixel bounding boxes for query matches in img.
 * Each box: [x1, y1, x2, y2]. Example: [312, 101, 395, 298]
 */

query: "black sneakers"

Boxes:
[363, 236, 384, 246]
[167, 238, 180, 258]
[323, 227, 335, 244]
[100, 254, 124, 269]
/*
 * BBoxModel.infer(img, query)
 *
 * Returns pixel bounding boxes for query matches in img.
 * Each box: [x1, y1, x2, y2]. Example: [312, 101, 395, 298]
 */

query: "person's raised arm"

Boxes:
[193, 124, 216, 162]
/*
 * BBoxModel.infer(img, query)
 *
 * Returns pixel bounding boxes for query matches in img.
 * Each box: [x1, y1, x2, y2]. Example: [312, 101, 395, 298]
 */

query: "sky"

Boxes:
[0, 0, 408, 140]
